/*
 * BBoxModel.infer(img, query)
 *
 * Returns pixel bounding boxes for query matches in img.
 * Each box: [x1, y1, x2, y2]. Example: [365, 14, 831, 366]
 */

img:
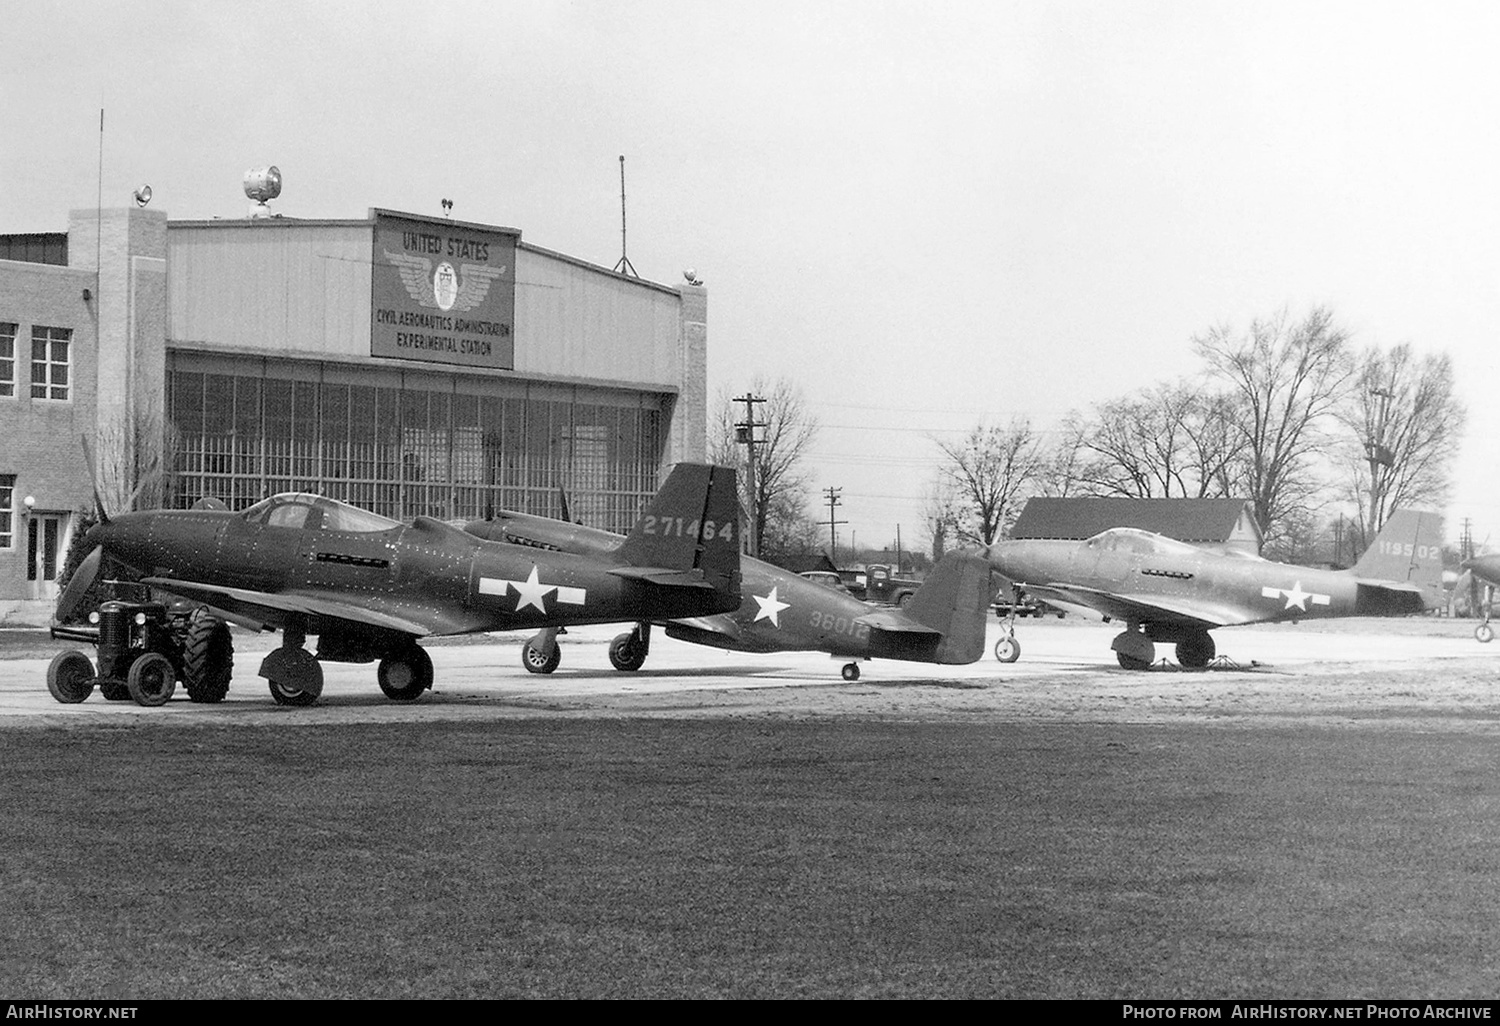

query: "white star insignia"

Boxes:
[1261, 580, 1331, 611]
[510, 565, 553, 612]
[478, 566, 588, 613]
[752, 586, 791, 628]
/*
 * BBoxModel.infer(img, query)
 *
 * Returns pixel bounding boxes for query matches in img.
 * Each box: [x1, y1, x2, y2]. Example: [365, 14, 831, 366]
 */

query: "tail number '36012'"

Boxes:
[810, 610, 870, 641]
[639, 516, 734, 542]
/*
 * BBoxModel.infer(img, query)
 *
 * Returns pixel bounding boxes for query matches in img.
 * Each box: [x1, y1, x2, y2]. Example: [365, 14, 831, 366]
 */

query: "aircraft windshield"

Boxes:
[1084, 527, 1201, 558]
[241, 493, 400, 533]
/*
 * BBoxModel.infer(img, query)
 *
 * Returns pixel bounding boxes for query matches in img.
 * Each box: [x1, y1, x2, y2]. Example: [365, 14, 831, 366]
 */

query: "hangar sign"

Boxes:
[371, 211, 518, 369]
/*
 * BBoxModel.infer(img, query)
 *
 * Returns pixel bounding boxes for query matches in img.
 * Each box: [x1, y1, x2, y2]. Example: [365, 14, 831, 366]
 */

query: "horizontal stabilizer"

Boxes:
[608, 566, 716, 588]
[854, 608, 942, 635]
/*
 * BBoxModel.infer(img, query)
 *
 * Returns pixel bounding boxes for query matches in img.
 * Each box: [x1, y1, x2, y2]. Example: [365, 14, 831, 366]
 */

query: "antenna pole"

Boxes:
[613, 155, 638, 277]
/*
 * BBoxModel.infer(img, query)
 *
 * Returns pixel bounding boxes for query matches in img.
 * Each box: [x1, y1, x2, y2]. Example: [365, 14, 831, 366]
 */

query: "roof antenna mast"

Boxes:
[613, 154, 638, 278]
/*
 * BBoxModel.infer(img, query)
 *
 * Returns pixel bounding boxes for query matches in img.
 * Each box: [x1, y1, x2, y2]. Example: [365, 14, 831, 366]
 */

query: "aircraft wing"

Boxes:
[140, 577, 483, 638]
[1023, 583, 1239, 629]
[853, 608, 943, 635]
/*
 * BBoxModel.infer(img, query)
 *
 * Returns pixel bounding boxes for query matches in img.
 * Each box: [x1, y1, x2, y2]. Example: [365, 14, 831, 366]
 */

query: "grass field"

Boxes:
[3, 718, 1497, 999]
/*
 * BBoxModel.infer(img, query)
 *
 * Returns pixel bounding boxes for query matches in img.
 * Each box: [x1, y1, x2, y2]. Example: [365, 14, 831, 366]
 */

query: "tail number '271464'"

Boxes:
[638, 516, 734, 542]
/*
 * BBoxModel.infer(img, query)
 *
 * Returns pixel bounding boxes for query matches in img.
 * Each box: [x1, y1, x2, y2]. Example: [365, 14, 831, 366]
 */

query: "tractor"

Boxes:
[47, 600, 234, 708]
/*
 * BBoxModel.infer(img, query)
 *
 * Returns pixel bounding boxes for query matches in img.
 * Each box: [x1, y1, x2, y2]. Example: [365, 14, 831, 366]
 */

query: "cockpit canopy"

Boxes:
[241, 493, 400, 533]
[1083, 527, 1201, 558]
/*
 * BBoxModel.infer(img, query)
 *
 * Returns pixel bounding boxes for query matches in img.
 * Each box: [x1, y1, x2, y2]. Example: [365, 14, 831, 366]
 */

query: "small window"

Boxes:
[0, 323, 15, 398]
[30, 326, 71, 401]
[0, 475, 12, 549]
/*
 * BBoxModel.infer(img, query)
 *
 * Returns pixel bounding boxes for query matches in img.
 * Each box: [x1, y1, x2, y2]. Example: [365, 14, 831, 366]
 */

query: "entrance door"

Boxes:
[27, 512, 66, 601]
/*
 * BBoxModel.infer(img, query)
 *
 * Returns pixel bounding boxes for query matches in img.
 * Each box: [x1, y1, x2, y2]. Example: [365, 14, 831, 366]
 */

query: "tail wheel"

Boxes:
[126, 652, 177, 707]
[522, 640, 561, 674]
[47, 650, 96, 704]
[378, 645, 433, 701]
[994, 635, 1021, 663]
[841, 662, 861, 681]
[1477, 624, 1494, 644]
[608, 633, 647, 672]
[183, 609, 233, 703]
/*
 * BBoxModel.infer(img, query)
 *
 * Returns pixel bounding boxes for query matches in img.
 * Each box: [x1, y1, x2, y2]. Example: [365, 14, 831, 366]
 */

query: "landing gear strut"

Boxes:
[609, 623, 651, 672]
[261, 624, 323, 706]
[994, 584, 1022, 663]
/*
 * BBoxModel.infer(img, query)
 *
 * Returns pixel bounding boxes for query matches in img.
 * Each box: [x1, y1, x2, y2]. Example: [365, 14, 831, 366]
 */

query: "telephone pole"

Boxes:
[734, 393, 766, 557]
[823, 486, 847, 564]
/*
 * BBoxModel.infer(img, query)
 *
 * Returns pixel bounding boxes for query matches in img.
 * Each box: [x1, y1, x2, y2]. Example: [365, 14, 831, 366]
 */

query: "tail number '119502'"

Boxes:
[639, 516, 735, 542]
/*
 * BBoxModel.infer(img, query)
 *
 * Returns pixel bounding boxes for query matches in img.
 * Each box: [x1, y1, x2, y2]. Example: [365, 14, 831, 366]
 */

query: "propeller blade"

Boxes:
[558, 484, 573, 524]
[54, 546, 102, 625]
[79, 434, 109, 524]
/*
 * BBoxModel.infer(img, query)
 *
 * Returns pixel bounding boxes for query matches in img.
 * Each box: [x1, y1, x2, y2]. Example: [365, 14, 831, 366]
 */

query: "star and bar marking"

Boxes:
[478, 565, 587, 613]
[1261, 580, 1331, 611]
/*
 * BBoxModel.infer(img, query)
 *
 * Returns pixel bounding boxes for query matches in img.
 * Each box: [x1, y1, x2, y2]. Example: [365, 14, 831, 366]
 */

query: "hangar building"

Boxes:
[0, 202, 708, 621]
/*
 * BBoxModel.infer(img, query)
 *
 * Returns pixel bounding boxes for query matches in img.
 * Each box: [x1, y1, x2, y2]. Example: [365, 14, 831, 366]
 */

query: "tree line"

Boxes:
[930, 307, 1465, 562]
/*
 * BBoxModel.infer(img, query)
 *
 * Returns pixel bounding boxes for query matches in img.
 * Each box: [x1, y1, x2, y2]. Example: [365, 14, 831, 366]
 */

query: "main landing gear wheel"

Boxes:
[47, 650, 95, 704]
[1175, 633, 1216, 669]
[842, 663, 861, 681]
[994, 635, 1021, 663]
[1116, 652, 1152, 671]
[183, 609, 233, 703]
[522, 640, 561, 674]
[261, 642, 323, 707]
[126, 652, 177, 707]
[378, 645, 433, 701]
[1477, 624, 1494, 644]
[609, 633, 648, 672]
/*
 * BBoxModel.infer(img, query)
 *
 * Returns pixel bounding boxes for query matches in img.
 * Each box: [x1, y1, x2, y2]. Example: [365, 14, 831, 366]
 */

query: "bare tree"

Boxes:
[708, 377, 819, 558]
[1194, 307, 1355, 550]
[1340, 343, 1465, 543]
[933, 418, 1044, 545]
[1071, 382, 1242, 499]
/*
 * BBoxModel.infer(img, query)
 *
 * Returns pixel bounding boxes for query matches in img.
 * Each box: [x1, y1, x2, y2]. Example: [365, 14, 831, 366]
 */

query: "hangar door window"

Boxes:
[166, 365, 667, 534]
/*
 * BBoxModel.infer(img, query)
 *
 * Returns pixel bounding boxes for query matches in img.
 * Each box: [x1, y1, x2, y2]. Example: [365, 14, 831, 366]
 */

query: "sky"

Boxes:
[5, 1, 1499, 553]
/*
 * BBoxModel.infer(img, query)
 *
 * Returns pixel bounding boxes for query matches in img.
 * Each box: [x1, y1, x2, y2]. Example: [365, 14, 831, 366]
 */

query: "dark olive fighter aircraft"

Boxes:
[985, 508, 1445, 669]
[463, 510, 997, 680]
[1460, 554, 1500, 643]
[60, 463, 741, 704]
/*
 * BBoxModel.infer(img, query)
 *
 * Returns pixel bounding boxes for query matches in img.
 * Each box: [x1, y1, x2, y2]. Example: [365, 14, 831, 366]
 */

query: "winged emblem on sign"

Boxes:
[383, 250, 508, 312]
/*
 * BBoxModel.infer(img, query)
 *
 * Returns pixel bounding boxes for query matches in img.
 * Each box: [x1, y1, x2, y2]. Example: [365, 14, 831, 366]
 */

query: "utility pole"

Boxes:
[734, 393, 766, 557]
[823, 486, 846, 565]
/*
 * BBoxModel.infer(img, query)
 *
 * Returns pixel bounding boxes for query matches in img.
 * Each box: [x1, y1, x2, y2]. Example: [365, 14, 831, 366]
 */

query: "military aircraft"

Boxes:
[462, 510, 997, 680]
[57, 463, 741, 704]
[985, 508, 1445, 669]
[1460, 554, 1500, 643]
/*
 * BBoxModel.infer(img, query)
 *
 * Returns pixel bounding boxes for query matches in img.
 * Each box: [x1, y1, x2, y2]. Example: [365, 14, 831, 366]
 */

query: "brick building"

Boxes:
[0, 203, 708, 623]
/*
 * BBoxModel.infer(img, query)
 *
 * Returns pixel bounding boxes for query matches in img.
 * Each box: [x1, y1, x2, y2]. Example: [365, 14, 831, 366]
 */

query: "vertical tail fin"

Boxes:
[615, 463, 742, 597]
[901, 552, 998, 664]
[1352, 509, 1445, 599]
